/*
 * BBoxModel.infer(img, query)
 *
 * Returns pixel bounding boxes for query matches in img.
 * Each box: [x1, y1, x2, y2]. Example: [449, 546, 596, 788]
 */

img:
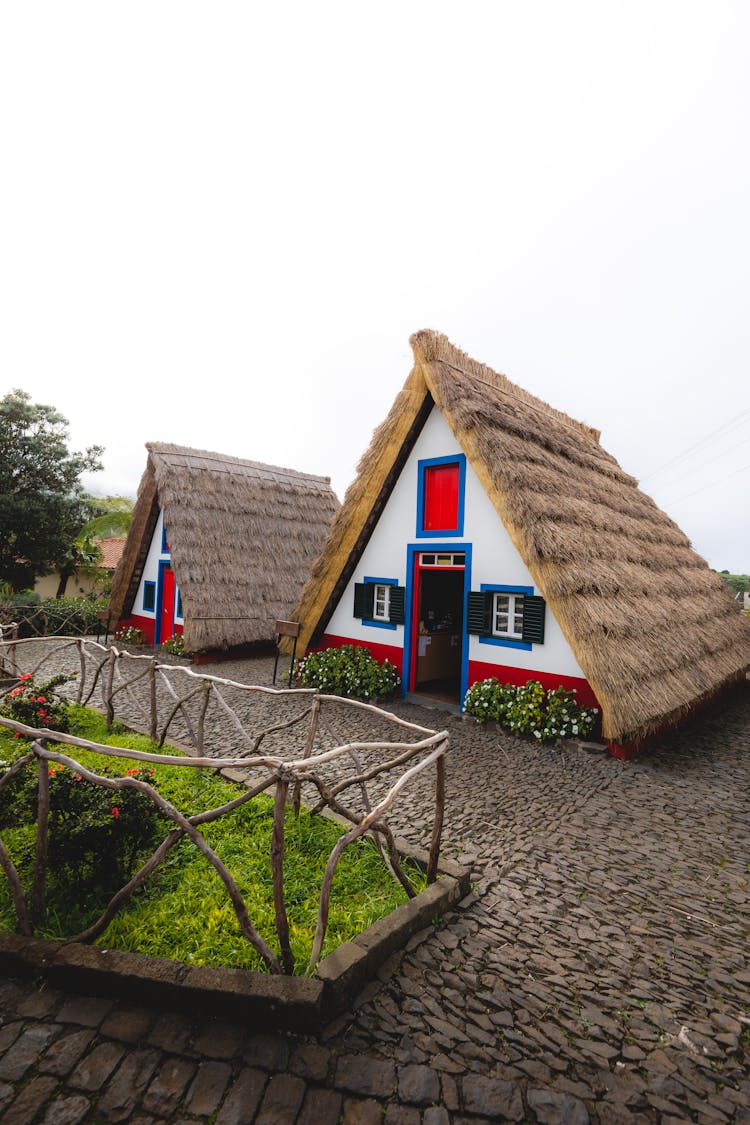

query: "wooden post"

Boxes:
[31, 747, 50, 927]
[77, 639, 86, 704]
[271, 778, 294, 974]
[292, 696, 319, 816]
[105, 649, 116, 729]
[197, 681, 211, 756]
[426, 748, 446, 884]
[149, 659, 157, 742]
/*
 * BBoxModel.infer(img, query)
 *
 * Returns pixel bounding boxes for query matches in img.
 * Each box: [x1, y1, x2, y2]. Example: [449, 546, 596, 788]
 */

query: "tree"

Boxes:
[53, 496, 134, 597]
[0, 389, 103, 591]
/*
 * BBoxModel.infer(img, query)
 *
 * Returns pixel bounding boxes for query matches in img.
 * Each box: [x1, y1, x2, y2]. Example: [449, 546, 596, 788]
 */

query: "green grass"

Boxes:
[0, 706, 425, 973]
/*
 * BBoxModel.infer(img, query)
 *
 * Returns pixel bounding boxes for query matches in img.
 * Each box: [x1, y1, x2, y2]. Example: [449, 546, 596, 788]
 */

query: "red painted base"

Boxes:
[316, 634, 404, 675]
[116, 615, 183, 648]
[467, 658, 600, 711]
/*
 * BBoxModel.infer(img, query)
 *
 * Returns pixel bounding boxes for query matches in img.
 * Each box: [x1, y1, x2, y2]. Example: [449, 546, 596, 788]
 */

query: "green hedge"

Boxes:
[0, 596, 110, 638]
[297, 645, 401, 700]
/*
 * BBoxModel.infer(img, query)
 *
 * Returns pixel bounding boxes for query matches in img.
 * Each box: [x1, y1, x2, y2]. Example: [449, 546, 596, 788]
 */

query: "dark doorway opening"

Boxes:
[413, 565, 464, 703]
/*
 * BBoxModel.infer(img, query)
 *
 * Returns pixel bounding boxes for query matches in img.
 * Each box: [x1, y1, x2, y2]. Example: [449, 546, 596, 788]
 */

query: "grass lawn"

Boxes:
[0, 706, 424, 973]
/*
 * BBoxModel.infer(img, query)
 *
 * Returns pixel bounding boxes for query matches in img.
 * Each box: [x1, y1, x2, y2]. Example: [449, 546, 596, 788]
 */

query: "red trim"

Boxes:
[118, 614, 156, 645]
[317, 633, 403, 675]
[468, 658, 600, 711]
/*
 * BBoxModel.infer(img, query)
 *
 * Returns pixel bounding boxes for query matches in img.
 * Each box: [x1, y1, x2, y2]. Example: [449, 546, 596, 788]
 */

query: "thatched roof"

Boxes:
[292, 330, 750, 746]
[109, 444, 339, 653]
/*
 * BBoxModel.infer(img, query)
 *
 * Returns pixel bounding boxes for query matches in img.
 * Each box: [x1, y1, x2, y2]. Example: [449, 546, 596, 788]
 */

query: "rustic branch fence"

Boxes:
[0, 637, 449, 975]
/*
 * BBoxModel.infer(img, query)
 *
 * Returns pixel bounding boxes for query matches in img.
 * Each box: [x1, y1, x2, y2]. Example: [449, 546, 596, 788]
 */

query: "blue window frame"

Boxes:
[161, 522, 170, 553]
[142, 581, 156, 612]
[176, 589, 183, 620]
[415, 454, 466, 538]
[478, 583, 534, 650]
[362, 576, 398, 630]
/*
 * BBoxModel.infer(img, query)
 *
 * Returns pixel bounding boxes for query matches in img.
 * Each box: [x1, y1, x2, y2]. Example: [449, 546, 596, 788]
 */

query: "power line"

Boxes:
[641, 405, 750, 484]
[659, 459, 750, 508]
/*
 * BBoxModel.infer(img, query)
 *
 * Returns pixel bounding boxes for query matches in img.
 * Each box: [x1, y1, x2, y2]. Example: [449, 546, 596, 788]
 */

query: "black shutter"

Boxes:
[388, 586, 405, 625]
[354, 583, 374, 619]
[521, 595, 546, 644]
[466, 591, 491, 636]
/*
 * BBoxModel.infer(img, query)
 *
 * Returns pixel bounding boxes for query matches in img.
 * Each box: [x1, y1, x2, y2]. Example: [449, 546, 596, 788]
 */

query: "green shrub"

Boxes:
[297, 645, 401, 700]
[0, 673, 74, 733]
[2, 596, 109, 638]
[115, 625, 145, 646]
[161, 633, 185, 656]
[463, 678, 598, 742]
[0, 758, 167, 892]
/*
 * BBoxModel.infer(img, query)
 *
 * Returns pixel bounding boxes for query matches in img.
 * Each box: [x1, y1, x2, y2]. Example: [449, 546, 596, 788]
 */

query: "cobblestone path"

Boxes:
[1, 645, 748, 1122]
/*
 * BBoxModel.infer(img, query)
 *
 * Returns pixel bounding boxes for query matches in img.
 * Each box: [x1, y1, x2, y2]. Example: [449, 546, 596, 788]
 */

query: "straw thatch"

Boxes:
[292, 330, 750, 746]
[109, 444, 339, 653]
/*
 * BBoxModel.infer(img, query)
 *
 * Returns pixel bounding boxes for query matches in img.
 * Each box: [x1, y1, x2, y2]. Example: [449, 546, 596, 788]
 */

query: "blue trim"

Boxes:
[175, 589, 183, 621]
[479, 583, 533, 650]
[403, 541, 472, 707]
[154, 561, 173, 646]
[161, 522, 170, 554]
[415, 454, 466, 538]
[142, 581, 156, 613]
[363, 576, 398, 630]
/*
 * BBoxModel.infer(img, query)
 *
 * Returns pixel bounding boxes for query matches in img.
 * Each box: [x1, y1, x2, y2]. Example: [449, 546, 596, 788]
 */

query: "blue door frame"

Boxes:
[402, 542, 473, 706]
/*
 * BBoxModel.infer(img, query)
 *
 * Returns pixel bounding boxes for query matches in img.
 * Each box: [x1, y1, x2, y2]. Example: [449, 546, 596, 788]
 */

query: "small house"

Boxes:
[290, 331, 750, 756]
[109, 443, 339, 657]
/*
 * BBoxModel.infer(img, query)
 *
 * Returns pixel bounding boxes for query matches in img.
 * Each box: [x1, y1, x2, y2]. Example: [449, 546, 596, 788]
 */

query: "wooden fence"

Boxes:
[0, 637, 449, 975]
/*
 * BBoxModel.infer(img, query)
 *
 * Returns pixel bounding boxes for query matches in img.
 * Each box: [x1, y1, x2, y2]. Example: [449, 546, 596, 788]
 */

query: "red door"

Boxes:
[159, 566, 175, 644]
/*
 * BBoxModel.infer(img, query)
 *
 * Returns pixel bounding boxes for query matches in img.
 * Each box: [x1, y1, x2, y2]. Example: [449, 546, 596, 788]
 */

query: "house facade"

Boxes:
[292, 330, 750, 756]
[117, 509, 183, 645]
[319, 407, 598, 709]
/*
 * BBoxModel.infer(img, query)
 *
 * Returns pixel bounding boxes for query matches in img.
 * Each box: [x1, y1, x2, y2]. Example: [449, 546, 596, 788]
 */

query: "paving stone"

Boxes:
[0, 1021, 24, 1054]
[462, 1074, 524, 1120]
[336, 1053, 396, 1097]
[385, 1104, 421, 1124]
[424, 1109, 451, 1125]
[100, 1005, 157, 1044]
[70, 1040, 127, 1091]
[0, 1081, 14, 1112]
[2, 1075, 59, 1125]
[146, 1011, 194, 1054]
[57, 994, 114, 1026]
[192, 1018, 246, 1059]
[0, 1023, 58, 1080]
[16, 986, 62, 1019]
[141, 1056, 197, 1116]
[96, 1046, 161, 1121]
[255, 1073, 306, 1124]
[398, 1062, 440, 1106]
[39, 1027, 96, 1076]
[184, 1059, 233, 1116]
[243, 1031, 290, 1071]
[215, 1067, 267, 1125]
[41, 1092, 91, 1124]
[297, 1086, 343, 1125]
[341, 1096, 385, 1124]
[527, 1087, 590, 1124]
[289, 1041, 332, 1081]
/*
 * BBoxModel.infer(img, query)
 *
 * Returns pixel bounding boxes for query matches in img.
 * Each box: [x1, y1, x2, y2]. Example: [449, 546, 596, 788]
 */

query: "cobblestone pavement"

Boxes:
[1, 644, 749, 1122]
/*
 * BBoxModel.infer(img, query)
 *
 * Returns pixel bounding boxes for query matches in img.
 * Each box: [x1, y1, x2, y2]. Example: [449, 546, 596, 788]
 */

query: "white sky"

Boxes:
[2, 1, 748, 572]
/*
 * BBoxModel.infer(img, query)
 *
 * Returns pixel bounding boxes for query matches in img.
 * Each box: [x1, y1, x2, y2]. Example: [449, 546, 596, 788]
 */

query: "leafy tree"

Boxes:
[0, 389, 103, 591]
[720, 573, 750, 597]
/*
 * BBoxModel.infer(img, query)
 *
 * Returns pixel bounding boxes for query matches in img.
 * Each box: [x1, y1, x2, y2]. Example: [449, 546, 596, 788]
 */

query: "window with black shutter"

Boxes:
[466, 588, 546, 644]
[353, 580, 405, 627]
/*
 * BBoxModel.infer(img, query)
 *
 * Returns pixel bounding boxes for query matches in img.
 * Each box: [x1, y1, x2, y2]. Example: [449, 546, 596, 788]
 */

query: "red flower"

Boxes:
[112, 806, 119, 819]
[19, 673, 32, 681]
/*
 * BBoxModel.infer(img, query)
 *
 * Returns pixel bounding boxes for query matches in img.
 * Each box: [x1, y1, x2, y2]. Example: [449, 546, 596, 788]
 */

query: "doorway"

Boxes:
[158, 564, 175, 644]
[410, 552, 465, 703]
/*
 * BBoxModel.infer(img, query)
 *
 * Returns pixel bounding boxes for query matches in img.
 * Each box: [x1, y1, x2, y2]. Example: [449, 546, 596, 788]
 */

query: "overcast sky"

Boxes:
[2, 2, 748, 572]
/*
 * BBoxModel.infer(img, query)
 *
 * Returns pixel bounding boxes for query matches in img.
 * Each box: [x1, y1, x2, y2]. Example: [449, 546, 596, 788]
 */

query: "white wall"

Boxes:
[325, 406, 584, 678]
[133, 508, 182, 623]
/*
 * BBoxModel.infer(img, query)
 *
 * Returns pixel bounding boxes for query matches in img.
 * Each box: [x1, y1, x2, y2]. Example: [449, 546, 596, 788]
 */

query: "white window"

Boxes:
[373, 584, 391, 621]
[493, 592, 524, 639]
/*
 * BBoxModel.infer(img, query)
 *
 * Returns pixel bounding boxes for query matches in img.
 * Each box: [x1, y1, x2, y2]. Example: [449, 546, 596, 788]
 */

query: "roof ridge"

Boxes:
[145, 442, 332, 486]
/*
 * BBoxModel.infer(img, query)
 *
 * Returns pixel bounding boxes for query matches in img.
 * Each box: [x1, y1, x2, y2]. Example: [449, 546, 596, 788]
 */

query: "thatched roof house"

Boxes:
[291, 330, 750, 754]
[109, 443, 339, 655]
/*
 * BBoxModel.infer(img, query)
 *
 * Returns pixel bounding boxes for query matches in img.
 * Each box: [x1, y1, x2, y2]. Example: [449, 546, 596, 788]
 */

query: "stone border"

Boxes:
[0, 850, 470, 1035]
